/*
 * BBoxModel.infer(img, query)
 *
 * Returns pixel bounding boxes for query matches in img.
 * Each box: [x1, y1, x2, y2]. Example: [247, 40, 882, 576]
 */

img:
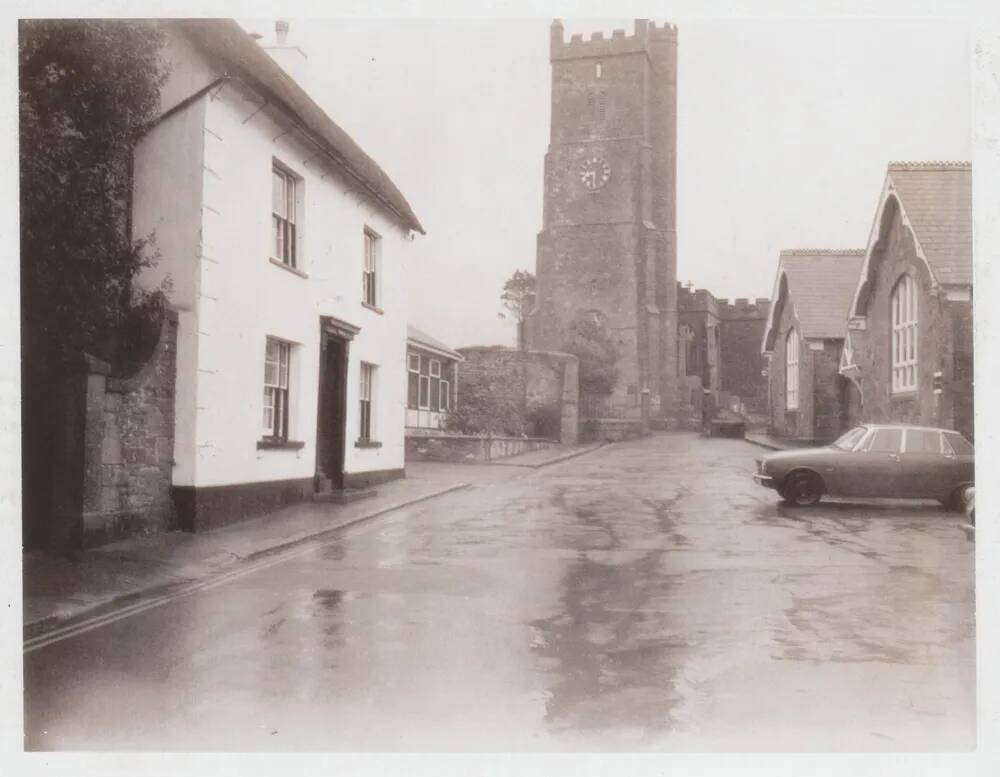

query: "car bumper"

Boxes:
[753, 473, 777, 489]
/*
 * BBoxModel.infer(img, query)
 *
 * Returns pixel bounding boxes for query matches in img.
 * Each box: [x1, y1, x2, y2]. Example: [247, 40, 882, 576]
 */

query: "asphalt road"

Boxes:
[23, 433, 976, 751]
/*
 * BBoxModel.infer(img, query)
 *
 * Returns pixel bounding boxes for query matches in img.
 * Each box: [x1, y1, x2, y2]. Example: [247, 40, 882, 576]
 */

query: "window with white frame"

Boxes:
[359, 362, 376, 442]
[785, 328, 799, 411]
[407, 353, 420, 408]
[272, 164, 298, 268]
[891, 274, 918, 392]
[440, 367, 451, 412]
[363, 228, 379, 307]
[263, 338, 291, 440]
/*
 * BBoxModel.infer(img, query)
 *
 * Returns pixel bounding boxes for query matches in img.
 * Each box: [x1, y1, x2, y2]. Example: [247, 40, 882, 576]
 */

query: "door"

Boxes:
[316, 333, 348, 489]
[897, 429, 949, 498]
[841, 427, 903, 497]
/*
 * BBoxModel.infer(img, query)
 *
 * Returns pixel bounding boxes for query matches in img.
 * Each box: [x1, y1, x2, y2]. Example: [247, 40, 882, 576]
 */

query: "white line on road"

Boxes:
[24, 483, 470, 653]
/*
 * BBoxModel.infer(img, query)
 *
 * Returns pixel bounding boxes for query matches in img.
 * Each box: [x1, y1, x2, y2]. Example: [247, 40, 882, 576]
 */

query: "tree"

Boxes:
[19, 20, 170, 546]
[499, 268, 536, 345]
[19, 19, 170, 376]
[563, 312, 619, 397]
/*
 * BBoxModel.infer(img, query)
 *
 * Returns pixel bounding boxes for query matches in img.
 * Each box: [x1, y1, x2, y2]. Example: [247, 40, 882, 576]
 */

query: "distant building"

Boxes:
[762, 250, 866, 443]
[677, 284, 770, 418]
[132, 20, 424, 531]
[840, 162, 973, 438]
[526, 19, 679, 424]
[406, 325, 462, 430]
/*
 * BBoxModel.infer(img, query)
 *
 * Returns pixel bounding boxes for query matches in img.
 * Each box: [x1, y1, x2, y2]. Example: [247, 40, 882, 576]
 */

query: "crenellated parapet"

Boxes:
[550, 18, 677, 61]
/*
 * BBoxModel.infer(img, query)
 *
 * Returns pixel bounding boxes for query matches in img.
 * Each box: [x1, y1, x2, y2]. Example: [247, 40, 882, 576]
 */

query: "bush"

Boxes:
[442, 366, 525, 437]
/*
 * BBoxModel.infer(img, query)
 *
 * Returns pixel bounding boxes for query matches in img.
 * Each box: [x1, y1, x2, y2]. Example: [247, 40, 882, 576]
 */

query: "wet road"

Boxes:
[24, 434, 975, 751]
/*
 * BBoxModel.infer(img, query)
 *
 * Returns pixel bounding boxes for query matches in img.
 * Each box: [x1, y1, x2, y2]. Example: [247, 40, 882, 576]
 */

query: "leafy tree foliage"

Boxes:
[20, 20, 170, 547]
[19, 19, 170, 375]
[563, 312, 619, 397]
[443, 355, 527, 437]
[498, 269, 536, 324]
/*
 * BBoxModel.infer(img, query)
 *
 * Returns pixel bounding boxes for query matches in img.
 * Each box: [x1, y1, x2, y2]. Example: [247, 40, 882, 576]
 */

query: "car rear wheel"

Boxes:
[781, 471, 823, 506]
[940, 484, 973, 512]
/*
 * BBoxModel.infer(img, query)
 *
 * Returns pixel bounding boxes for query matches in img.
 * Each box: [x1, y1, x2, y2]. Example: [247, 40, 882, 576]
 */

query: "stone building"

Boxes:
[719, 297, 772, 415]
[676, 284, 770, 419]
[840, 162, 973, 439]
[762, 250, 866, 443]
[132, 20, 423, 531]
[526, 19, 678, 425]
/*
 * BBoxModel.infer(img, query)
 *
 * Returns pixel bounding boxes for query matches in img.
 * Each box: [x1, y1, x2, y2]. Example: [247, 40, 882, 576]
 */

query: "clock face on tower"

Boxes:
[578, 156, 611, 192]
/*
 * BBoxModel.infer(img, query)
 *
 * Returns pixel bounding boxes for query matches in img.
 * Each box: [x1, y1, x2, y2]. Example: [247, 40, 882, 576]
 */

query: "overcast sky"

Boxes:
[240, 16, 970, 348]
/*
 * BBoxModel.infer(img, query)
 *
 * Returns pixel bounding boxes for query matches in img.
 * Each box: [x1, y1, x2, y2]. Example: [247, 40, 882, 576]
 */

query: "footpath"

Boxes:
[23, 442, 603, 638]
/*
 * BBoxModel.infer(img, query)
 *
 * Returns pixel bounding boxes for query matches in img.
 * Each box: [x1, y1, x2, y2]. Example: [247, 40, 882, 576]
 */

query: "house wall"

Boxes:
[133, 33, 415, 529]
[767, 298, 819, 441]
[189, 81, 410, 488]
[133, 97, 206, 488]
[848, 204, 973, 438]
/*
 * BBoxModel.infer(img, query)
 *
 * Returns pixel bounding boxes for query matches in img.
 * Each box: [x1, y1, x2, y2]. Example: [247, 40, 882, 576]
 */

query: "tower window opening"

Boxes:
[595, 61, 603, 78]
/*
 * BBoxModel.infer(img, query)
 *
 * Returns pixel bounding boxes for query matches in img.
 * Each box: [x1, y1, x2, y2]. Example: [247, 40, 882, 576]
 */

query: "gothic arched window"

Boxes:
[891, 274, 918, 393]
[785, 328, 799, 410]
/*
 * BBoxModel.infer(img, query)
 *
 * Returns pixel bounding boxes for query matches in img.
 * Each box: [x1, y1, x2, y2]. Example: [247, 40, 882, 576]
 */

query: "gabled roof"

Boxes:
[848, 161, 971, 317]
[407, 325, 464, 361]
[762, 250, 866, 352]
[882, 162, 971, 286]
[173, 19, 425, 235]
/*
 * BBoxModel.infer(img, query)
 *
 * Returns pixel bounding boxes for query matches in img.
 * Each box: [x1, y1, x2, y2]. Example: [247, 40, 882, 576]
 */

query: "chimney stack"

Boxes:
[262, 18, 308, 87]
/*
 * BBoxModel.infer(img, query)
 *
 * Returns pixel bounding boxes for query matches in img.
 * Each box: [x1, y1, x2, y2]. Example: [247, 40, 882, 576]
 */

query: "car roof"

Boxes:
[856, 423, 962, 434]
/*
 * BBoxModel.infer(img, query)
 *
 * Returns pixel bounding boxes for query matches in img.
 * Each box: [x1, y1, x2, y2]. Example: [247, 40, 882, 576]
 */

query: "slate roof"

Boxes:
[762, 250, 866, 351]
[886, 162, 971, 286]
[407, 325, 464, 361]
[174, 19, 425, 234]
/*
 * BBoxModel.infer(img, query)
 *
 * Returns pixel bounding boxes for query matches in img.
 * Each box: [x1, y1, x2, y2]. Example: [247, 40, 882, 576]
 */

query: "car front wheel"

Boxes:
[781, 471, 824, 506]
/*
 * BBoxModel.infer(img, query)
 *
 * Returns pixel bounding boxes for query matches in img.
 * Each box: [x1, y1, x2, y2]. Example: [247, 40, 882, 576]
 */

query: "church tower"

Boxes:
[526, 19, 678, 421]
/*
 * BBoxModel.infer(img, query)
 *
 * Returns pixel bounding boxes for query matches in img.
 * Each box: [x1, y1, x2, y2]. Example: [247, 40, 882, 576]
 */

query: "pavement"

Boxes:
[23, 442, 603, 635]
[23, 432, 975, 751]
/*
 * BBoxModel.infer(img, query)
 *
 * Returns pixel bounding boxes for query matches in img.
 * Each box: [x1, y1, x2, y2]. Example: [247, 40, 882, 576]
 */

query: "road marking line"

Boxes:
[24, 483, 471, 653]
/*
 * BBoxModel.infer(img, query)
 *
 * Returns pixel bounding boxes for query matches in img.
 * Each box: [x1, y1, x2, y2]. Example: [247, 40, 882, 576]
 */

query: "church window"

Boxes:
[595, 61, 603, 78]
[785, 328, 799, 410]
[891, 274, 918, 392]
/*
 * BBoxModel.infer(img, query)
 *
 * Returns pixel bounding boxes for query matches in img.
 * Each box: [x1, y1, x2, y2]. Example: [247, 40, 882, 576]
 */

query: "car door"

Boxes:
[849, 427, 904, 497]
[897, 429, 948, 498]
[942, 431, 976, 493]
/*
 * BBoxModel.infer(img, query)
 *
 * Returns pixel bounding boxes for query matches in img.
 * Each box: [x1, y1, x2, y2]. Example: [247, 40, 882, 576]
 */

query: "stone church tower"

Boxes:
[526, 19, 678, 422]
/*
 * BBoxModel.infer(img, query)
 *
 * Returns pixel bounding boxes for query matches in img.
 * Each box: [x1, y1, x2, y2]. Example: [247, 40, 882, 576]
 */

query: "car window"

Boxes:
[943, 432, 974, 456]
[905, 429, 943, 454]
[832, 426, 867, 451]
[866, 428, 902, 453]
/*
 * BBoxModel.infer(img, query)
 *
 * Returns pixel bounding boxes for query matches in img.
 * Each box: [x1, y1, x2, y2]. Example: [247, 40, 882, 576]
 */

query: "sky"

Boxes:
[239, 15, 971, 349]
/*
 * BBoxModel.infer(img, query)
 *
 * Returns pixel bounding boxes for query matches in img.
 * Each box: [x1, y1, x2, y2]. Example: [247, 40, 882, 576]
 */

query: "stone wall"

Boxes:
[849, 202, 974, 439]
[812, 340, 849, 443]
[73, 313, 179, 547]
[455, 346, 579, 444]
[405, 431, 557, 463]
[719, 298, 771, 414]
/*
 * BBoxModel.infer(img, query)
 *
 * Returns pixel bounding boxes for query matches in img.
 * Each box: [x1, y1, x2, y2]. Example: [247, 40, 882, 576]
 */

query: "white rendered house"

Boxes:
[132, 19, 424, 531]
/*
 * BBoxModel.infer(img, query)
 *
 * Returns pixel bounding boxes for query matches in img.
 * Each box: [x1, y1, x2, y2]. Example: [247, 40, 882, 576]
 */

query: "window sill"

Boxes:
[355, 439, 383, 449]
[891, 390, 919, 399]
[361, 301, 384, 315]
[257, 439, 306, 450]
[269, 257, 309, 279]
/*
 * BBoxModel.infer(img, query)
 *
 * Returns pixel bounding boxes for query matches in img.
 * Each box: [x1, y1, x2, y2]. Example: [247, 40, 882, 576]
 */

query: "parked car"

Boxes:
[753, 424, 974, 507]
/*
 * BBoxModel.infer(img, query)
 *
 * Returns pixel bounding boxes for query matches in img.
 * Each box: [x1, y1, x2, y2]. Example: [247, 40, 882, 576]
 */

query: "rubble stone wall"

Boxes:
[80, 312, 179, 546]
